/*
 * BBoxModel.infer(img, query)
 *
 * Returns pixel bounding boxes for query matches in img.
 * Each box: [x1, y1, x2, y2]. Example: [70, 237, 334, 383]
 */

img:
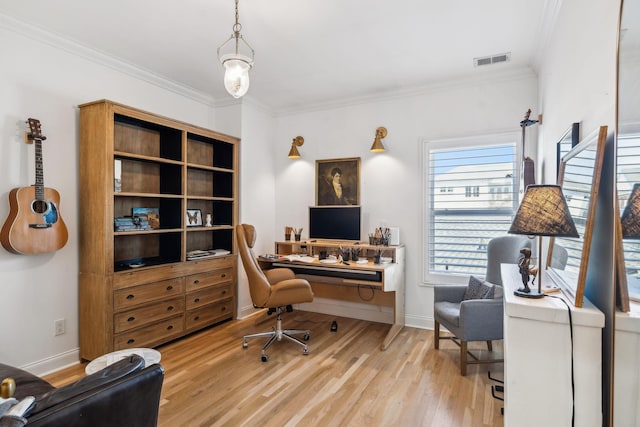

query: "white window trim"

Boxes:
[421, 131, 522, 286]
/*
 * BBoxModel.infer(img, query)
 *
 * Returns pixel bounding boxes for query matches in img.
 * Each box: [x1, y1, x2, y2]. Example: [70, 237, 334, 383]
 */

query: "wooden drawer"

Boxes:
[113, 263, 183, 289]
[186, 282, 233, 310]
[114, 315, 185, 350]
[185, 268, 233, 291]
[114, 297, 184, 333]
[186, 299, 233, 330]
[114, 278, 185, 311]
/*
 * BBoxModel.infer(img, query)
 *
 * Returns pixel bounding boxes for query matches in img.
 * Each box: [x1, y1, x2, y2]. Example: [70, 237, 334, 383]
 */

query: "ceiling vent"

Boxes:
[474, 52, 511, 67]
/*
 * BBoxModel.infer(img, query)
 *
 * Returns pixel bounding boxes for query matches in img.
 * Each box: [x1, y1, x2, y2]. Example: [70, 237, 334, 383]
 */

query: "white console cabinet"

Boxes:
[501, 264, 604, 427]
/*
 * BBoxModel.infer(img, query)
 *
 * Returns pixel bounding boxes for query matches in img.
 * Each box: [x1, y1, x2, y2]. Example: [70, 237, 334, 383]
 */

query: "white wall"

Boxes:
[0, 18, 219, 372]
[537, 0, 619, 183]
[273, 72, 538, 328]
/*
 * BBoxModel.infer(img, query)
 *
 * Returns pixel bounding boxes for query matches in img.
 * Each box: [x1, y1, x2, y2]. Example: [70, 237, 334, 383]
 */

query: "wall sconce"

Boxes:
[370, 127, 388, 152]
[288, 136, 304, 159]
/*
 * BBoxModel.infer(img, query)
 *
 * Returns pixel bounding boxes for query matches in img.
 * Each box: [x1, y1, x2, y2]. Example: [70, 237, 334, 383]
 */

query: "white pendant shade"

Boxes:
[223, 58, 251, 98]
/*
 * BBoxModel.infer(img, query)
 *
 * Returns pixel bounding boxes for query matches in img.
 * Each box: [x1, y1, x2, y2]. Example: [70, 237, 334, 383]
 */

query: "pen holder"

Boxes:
[294, 233, 301, 242]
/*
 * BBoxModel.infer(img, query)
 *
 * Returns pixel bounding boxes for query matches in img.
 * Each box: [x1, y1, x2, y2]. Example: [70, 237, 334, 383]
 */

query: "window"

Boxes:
[423, 133, 520, 283]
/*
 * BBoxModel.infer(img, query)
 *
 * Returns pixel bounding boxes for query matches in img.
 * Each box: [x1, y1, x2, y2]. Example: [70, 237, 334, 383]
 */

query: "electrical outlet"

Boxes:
[54, 318, 66, 336]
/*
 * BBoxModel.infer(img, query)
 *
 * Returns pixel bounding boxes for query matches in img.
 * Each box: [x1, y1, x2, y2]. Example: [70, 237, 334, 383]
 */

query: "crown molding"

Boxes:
[273, 65, 537, 117]
[0, 13, 216, 107]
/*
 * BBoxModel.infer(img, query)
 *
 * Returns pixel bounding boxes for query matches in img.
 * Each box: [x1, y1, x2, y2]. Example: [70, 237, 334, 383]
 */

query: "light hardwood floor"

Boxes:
[44, 312, 505, 427]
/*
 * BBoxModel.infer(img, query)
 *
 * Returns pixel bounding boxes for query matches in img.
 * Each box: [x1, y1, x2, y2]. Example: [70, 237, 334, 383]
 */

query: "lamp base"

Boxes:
[513, 288, 545, 299]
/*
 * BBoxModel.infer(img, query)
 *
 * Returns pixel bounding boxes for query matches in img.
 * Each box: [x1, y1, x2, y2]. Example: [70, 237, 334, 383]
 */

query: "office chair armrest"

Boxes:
[433, 285, 467, 303]
[459, 298, 503, 341]
[264, 268, 296, 284]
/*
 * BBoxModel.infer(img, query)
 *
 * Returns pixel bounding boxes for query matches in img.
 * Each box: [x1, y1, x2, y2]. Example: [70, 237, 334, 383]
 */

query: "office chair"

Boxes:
[236, 224, 314, 362]
[433, 235, 532, 375]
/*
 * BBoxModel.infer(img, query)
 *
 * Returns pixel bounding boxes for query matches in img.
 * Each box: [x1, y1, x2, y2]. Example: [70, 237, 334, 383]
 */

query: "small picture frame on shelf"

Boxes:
[186, 209, 203, 227]
[132, 207, 160, 229]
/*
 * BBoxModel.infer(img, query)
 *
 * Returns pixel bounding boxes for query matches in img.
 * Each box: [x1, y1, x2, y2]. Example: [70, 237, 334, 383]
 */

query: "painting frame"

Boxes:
[186, 209, 203, 227]
[315, 157, 360, 206]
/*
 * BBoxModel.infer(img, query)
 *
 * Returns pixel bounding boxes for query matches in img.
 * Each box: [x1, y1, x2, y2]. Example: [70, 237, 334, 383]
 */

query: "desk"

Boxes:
[264, 242, 405, 350]
[502, 264, 604, 427]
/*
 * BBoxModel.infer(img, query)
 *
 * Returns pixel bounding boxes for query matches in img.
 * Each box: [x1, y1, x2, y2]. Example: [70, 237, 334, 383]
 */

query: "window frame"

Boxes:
[421, 131, 522, 286]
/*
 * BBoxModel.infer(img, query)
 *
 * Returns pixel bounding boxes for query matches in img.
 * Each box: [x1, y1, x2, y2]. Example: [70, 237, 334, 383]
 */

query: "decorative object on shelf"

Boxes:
[186, 209, 203, 227]
[205, 213, 213, 227]
[132, 207, 160, 229]
[516, 247, 537, 294]
[316, 157, 360, 206]
[288, 136, 304, 159]
[509, 184, 578, 299]
[370, 126, 388, 152]
[0, 118, 68, 254]
[114, 159, 122, 192]
[217, 0, 254, 99]
[284, 226, 292, 241]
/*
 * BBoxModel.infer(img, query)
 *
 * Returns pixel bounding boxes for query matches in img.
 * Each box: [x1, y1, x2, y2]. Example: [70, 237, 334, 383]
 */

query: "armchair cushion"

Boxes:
[463, 276, 494, 300]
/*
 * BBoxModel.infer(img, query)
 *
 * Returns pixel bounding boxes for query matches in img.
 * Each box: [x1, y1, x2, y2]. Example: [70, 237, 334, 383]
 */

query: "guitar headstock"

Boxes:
[25, 118, 47, 143]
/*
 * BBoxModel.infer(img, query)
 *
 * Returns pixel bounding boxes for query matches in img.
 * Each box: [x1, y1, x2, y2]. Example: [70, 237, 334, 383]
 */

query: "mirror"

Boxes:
[617, 0, 640, 309]
[547, 126, 607, 307]
[615, 1, 640, 425]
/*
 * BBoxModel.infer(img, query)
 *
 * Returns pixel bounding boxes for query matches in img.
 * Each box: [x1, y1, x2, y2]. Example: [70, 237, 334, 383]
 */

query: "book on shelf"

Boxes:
[114, 216, 151, 231]
[186, 249, 231, 260]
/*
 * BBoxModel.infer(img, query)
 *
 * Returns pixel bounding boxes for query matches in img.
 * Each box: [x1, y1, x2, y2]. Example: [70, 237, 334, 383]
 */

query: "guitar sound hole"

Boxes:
[31, 200, 50, 215]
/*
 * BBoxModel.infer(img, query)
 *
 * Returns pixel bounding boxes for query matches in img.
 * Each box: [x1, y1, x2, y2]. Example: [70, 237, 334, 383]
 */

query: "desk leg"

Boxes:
[381, 289, 405, 350]
[381, 323, 403, 350]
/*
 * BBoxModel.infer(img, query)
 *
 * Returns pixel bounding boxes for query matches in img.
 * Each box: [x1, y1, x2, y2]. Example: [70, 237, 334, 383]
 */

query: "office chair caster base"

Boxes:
[261, 354, 269, 362]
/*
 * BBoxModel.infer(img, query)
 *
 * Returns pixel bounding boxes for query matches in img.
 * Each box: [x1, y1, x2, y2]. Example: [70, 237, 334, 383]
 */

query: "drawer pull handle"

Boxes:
[194, 279, 200, 285]
[167, 306, 174, 311]
[222, 290, 227, 295]
[221, 306, 226, 311]
[221, 273, 226, 278]
[167, 325, 173, 331]
[126, 294, 135, 300]
[194, 298, 200, 303]
[127, 339, 135, 344]
[127, 316, 135, 322]
[167, 285, 173, 291]
[194, 316, 200, 321]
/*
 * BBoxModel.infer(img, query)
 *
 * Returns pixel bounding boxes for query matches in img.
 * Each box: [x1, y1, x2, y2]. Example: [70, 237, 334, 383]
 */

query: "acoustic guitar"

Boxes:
[520, 108, 538, 191]
[0, 118, 68, 254]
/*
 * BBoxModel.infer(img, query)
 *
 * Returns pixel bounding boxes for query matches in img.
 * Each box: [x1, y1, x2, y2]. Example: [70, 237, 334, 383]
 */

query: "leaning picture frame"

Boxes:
[315, 157, 360, 206]
[186, 209, 202, 227]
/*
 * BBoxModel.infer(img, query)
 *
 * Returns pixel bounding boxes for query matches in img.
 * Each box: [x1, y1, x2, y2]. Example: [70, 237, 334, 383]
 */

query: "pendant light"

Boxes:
[217, 0, 254, 98]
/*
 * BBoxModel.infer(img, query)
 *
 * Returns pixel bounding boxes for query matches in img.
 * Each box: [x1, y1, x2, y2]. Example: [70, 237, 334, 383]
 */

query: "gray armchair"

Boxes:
[433, 235, 532, 375]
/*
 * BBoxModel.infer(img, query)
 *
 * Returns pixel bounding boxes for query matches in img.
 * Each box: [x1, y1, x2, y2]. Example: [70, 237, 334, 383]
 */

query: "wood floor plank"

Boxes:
[43, 311, 504, 426]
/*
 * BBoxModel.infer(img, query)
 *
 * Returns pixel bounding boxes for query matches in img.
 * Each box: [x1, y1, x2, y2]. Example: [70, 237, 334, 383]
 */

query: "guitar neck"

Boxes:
[34, 138, 45, 201]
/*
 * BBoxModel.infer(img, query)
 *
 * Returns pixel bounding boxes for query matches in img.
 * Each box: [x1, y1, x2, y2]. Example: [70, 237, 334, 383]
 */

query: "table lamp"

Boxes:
[509, 185, 579, 298]
[621, 183, 640, 239]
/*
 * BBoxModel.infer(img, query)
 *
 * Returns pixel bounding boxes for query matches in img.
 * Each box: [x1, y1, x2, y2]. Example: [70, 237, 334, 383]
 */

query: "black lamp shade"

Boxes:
[509, 185, 579, 237]
[621, 183, 640, 239]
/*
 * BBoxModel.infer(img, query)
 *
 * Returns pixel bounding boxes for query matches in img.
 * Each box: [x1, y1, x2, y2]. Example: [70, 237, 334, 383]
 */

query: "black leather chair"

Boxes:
[0, 354, 164, 427]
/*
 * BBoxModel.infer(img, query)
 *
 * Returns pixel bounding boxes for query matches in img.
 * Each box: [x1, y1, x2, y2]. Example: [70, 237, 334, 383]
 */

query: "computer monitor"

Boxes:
[308, 206, 361, 241]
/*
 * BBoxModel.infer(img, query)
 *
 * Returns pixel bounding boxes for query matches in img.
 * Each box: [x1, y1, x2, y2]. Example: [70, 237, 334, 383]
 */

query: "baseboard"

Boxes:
[237, 304, 263, 319]
[22, 348, 81, 377]
[405, 314, 434, 330]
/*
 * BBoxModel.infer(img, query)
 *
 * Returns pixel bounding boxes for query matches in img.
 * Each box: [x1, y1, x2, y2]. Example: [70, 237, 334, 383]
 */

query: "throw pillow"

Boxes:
[463, 275, 495, 300]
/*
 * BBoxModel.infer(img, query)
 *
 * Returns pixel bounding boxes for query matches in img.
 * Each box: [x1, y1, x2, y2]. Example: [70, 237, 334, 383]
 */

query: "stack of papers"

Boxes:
[281, 254, 316, 263]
